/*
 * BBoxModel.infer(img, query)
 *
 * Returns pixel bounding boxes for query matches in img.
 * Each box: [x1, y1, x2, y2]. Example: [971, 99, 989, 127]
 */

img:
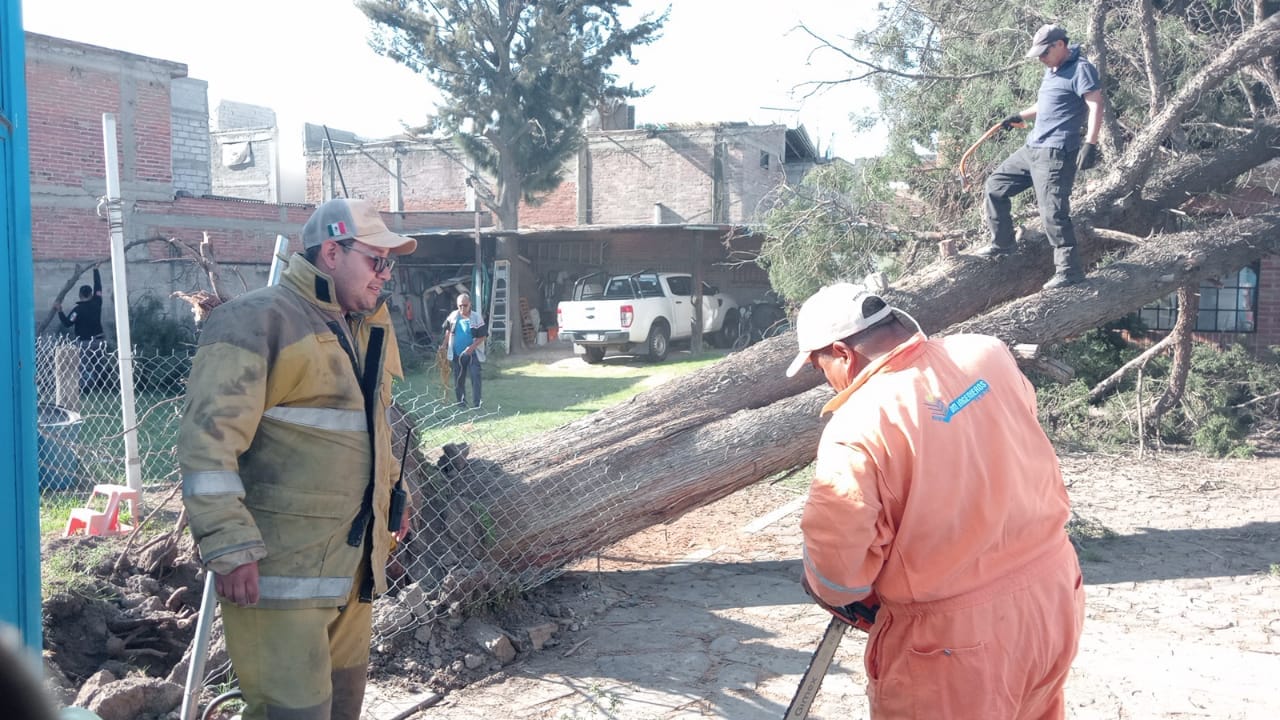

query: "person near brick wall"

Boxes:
[443, 292, 488, 408]
[54, 267, 105, 391]
[178, 198, 414, 720]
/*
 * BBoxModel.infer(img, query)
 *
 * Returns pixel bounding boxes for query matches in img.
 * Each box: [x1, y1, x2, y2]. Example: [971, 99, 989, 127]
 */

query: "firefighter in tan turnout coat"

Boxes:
[178, 198, 415, 720]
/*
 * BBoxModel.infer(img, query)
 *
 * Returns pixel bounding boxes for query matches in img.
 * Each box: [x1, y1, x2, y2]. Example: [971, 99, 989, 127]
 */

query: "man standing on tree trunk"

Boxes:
[975, 23, 1104, 290]
[787, 282, 1085, 718]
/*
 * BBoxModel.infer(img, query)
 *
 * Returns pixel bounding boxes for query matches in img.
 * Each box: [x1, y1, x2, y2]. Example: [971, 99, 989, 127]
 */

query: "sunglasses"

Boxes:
[339, 241, 395, 274]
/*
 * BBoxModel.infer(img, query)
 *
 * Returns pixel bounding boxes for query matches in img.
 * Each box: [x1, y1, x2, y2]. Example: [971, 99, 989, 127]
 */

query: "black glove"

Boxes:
[1076, 142, 1099, 171]
[1000, 113, 1025, 131]
[801, 575, 880, 633]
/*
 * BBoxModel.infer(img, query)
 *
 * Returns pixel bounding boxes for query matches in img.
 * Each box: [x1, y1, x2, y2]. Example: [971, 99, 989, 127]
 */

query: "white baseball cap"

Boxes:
[784, 283, 898, 377]
[301, 198, 417, 255]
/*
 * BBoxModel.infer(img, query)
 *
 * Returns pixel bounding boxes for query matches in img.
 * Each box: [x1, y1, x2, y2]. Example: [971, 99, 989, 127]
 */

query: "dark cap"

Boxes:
[1026, 24, 1068, 58]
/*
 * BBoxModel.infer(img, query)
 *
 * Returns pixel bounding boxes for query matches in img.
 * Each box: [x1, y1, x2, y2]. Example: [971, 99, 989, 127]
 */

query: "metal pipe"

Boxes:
[101, 114, 143, 500]
[179, 575, 216, 720]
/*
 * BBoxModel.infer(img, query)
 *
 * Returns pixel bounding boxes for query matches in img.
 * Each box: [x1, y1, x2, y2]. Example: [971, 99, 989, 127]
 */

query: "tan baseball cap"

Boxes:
[301, 198, 417, 255]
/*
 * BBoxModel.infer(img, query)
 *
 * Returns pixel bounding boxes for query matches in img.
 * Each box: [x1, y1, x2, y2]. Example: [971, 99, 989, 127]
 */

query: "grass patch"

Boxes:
[41, 539, 121, 600]
[39, 494, 81, 536]
[399, 347, 733, 448]
[1066, 512, 1117, 561]
[768, 462, 816, 494]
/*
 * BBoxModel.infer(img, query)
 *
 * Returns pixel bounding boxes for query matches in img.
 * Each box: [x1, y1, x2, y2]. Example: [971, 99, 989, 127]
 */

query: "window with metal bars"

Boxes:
[1136, 262, 1259, 333]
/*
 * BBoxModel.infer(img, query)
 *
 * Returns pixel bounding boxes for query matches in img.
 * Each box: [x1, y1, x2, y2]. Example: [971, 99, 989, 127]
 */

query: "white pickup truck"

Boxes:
[556, 271, 739, 363]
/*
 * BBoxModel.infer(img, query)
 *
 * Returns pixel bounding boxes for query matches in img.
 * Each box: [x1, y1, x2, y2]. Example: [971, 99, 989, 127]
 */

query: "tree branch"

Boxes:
[791, 22, 1024, 98]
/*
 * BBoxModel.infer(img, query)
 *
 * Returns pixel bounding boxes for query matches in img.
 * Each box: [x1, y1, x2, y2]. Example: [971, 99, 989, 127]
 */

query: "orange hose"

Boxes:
[958, 122, 1013, 192]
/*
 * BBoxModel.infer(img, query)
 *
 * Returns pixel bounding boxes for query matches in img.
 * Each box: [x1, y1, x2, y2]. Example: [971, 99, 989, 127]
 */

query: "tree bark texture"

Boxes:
[1149, 284, 1200, 428]
[430, 210, 1280, 595]
[396, 11, 1280, 599]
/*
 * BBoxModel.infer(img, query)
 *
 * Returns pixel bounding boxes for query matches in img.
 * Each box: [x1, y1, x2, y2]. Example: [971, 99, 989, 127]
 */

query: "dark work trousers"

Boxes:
[452, 352, 482, 407]
[76, 336, 106, 391]
[984, 145, 1083, 279]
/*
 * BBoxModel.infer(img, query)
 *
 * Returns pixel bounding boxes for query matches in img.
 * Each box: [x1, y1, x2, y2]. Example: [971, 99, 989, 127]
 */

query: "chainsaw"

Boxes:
[783, 599, 878, 720]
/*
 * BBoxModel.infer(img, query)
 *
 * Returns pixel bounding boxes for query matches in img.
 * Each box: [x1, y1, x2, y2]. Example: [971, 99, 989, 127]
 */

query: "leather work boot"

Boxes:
[1042, 272, 1083, 290]
[972, 244, 1014, 258]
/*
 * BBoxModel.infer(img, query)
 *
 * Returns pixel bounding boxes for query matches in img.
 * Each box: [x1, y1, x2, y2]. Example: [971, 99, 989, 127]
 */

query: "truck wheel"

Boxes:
[645, 322, 670, 362]
[582, 346, 606, 364]
[713, 310, 740, 348]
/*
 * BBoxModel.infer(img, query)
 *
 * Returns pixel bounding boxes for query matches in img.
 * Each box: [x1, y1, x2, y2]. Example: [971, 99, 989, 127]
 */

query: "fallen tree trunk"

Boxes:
[414, 210, 1280, 601]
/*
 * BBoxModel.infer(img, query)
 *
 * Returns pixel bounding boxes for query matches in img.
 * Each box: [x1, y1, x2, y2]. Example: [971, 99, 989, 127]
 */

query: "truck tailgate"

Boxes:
[558, 300, 624, 332]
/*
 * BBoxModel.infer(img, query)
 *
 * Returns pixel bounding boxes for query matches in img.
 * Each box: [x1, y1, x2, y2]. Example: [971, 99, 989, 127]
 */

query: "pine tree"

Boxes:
[358, 0, 666, 230]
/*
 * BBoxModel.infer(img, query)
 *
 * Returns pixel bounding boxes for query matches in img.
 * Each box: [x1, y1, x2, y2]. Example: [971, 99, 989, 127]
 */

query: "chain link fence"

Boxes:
[36, 333, 635, 716]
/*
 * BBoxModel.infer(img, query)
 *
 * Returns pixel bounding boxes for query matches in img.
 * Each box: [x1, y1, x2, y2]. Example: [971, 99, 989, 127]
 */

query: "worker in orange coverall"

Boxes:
[785, 282, 1085, 719]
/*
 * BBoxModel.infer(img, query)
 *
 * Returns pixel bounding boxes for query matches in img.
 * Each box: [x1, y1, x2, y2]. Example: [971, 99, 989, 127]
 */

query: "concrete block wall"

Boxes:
[719, 125, 787, 223]
[585, 128, 717, 225]
[210, 101, 279, 202]
[171, 77, 211, 197]
[581, 124, 786, 225]
[212, 100, 276, 131]
[304, 141, 472, 211]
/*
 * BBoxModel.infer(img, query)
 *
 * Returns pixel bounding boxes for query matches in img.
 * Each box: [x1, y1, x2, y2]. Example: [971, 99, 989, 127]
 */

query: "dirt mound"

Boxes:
[41, 529, 203, 718]
[41, 517, 587, 718]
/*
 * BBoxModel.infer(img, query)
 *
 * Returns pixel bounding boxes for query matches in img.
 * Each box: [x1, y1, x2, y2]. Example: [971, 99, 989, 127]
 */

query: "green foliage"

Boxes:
[781, 0, 1274, 250]
[756, 161, 906, 302]
[1165, 343, 1279, 457]
[128, 294, 196, 395]
[42, 539, 120, 600]
[130, 294, 196, 356]
[359, 0, 666, 228]
[1049, 323, 1142, 388]
[1039, 336, 1279, 458]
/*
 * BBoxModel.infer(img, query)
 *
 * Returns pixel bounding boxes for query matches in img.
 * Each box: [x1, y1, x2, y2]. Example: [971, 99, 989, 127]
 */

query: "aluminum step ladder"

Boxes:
[488, 259, 511, 353]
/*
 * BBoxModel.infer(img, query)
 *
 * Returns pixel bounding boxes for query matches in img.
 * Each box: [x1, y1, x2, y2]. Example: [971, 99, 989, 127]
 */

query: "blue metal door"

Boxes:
[0, 1, 42, 649]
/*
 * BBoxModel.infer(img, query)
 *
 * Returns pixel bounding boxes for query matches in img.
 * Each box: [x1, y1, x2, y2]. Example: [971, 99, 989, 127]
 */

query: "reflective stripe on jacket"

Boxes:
[178, 254, 405, 609]
[800, 332, 1071, 608]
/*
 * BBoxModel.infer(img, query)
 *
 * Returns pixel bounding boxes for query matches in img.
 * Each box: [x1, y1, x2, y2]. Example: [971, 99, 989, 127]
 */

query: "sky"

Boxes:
[21, 0, 885, 202]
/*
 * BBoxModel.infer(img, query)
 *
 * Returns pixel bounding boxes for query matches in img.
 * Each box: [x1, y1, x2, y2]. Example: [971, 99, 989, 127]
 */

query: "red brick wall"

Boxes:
[26, 63, 120, 187]
[26, 35, 176, 191]
[133, 198, 314, 263]
[1258, 255, 1280, 350]
[31, 206, 111, 260]
[520, 177, 577, 227]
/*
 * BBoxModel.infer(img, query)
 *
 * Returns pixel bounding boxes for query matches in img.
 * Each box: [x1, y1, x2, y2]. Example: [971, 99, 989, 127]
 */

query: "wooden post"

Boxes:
[691, 230, 705, 354]
[54, 343, 80, 412]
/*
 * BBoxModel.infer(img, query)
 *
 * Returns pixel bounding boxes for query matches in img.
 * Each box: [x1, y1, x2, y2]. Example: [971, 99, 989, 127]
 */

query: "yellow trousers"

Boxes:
[220, 565, 372, 720]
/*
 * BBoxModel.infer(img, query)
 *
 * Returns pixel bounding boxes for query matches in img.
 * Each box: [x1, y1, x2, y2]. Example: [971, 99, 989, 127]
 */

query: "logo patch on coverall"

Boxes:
[925, 379, 990, 423]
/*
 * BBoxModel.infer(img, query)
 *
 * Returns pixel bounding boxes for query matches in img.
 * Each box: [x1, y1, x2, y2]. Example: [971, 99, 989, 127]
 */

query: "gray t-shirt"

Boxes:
[1028, 45, 1101, 151]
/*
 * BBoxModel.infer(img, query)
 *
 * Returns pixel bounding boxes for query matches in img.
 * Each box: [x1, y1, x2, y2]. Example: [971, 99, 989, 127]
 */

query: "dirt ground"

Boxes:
[364, 448, 1280, 720]
[39, 352, 1279, 720]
